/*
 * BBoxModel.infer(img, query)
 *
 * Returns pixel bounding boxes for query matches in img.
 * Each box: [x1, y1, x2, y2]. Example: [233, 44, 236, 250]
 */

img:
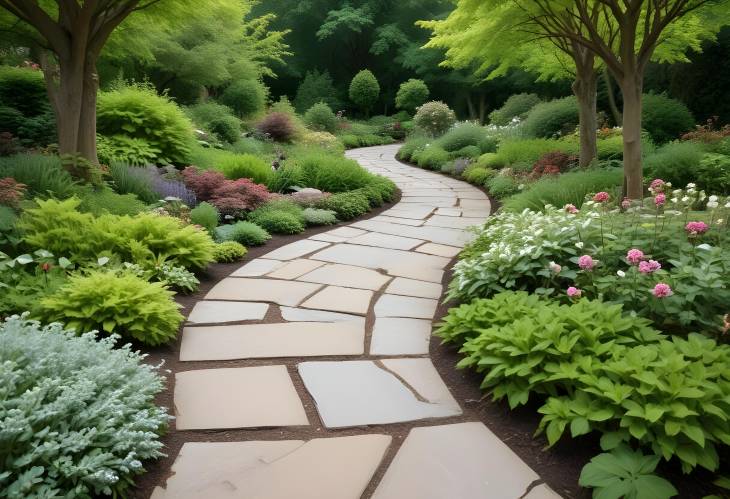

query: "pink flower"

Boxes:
[626, 248, 645, 265]
[652, 283, 673, 298]
[549, 261, 562, 274]
[685, 221, 709, 236]
[578, 255, 595, 271]
[593, 192, 610, 203]
[638, 259, 661, 274]
[654, 193, 666, 206]
[621, 197, 631, 210]
[567, 286, 582, 298]
[650, 178, 665, 191]
[564, 203, 579, 214]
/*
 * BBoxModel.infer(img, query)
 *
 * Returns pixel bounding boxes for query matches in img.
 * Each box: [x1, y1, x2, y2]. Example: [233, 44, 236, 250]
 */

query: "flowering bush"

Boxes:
[182, 166, 270, 218]
[0, 315, 170, 497]
[413, 101, 456, 137]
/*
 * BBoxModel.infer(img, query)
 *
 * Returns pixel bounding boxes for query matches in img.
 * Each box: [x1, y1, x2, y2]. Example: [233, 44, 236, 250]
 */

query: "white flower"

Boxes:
[549, 261, 562, 273]
[687, 183, 696, 189]
[672, 189, 682, 196]
[717, 219, 724, 225]
[709, 195, 719, 202]
[682, 196, 690, 203]
[575, 241, 584, 249]
[616, 270, 626, 278]
[671, 198, 678, 204]
[725, 202, 730, 208]
[697, 243, 713, 251]
[707, 201, 719, 209]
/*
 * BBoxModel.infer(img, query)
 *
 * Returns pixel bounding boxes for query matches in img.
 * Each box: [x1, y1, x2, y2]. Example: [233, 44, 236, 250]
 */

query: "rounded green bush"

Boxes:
[190, 201, 220, 234]
[477, 135, 499, 154]
[315, 191, 370, 220]
[97, 83, 194, 165]
[486, 175, 520, 199]
[248, 209, 305, 234]
[217, 153, 272, 184]
[413, 101, 456, 137]
[0, 66, 48, 116]
[414, 145, 449, 170]
[349, 69, 380, 116]
[220, 79, 268, 118]
[216, 220, 271, 246]
[489, 93, 541, 126]
[642, 93, 694, 144]
[521, 96, 579, 139]
[39, 270, 184, 345]
[463, 166, 496, 186]
[449, 145, 482, 160]
[397, 137, 429, 162]
[436, 122, 487, 152]
[294, 69, 342, 113]
[304, 102, 338, 133]
[187, 101, 237, 125]
[297, 151, 374, 192]
[302, 207, 338, 225]
[213, 240, 248, 262]
[208, 115, 241, 143]
[643, 141, 705, 189]
[0, 314, 169, 498]
[395, 79, 430, 114]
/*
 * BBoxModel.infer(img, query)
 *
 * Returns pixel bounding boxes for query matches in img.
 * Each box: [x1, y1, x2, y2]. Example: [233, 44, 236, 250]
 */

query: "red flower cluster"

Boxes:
[0, 177, 26, 209]
[182, 167, 270, 218]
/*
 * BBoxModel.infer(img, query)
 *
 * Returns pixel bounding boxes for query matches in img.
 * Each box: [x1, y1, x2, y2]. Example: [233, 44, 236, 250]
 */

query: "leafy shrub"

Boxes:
[449, 145, 481, 160]
[486, 175, 519, 198]
[0, 177, 25, 208]
[294, 69, 342, 113]
[489, 93, 541, 126]
[397, 137, 429, 162]
[76, 186, 146, 216]
[256, 112, 295, 142]
[213, 241, 248, 262]
[462, 166, 496, 186]
[0, 66, 48, 115]
[108, 162, 158, 203]
[414, 101, 456, 137]
[208, 115, 241, 143]
[531, 151, 578, 177]
[349, 69, 380, 116]
[503, 168, 623, 212]
[39, 270, 183, 345]
[0, 131, 19, 157]
[215, 221, 271, 246]
[226, 137, 265, 156]
[596, 134, 625, 160]
[643, 141, 706, 190]
[486, 138, 578, 170]
[413, 145, 450, 170]
[304, 102, 338, 133]
[220, 79, 267, 118]
[152, 264, 199, 293]
[0, 154, 77, 199]
[436, 122, 487, 152]
[315, 191, 371, 220]
[0, 314, 169, 497]
[438, 292, 730, 473]
[395, 79, 429, 114]
[97, 83, 194, 165]
[186, 101, 241, 143]
[182, 166, 269, 217]
[190, 201, 219, 233]
[695, 153, 730, 194]
[20, 198, 216, 270]
[522, 96, 579, 138]
[302, 207, 338, 225]
[216, 153, 272, 184]
[248, 209, 305, 234]
[642, 93, 694, 144]
[97, 134, 160, 166]
[296, 151, 374, 192]
[477, 135, 499, 154]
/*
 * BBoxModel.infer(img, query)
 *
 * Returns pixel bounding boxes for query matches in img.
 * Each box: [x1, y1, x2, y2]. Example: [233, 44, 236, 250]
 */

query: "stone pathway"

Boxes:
[151, 144, 561, 499]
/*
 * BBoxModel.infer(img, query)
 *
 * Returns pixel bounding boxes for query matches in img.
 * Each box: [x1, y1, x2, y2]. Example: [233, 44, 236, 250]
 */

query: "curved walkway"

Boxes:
[151, 144, 559, 499]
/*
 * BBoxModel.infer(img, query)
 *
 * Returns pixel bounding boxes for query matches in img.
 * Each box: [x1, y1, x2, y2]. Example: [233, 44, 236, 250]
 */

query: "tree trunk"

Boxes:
[618, 77, 644, 200]
[465, 93, 476, 121]
[478, 93, 486, 124]
[603, 68, 622, 126]
[572, 70, 598, 168]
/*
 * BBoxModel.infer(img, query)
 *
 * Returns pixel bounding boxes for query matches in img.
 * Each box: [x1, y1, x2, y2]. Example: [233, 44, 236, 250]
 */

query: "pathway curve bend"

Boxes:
[151, 144, 561, 499]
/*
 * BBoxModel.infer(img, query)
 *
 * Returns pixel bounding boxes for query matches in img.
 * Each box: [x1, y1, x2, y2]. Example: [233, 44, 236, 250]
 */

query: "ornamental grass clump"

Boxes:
[0, 314, 170, 497]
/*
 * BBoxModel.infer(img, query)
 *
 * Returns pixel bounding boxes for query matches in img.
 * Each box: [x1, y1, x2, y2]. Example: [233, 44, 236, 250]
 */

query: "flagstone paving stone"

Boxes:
[151, 435, 391, 499]
[179, 321, 365, 360]
[300, 285, 374, 315]
[157, 144, 561, 499]
[174, 367, 308, 430]
[186, 300, 269, 324]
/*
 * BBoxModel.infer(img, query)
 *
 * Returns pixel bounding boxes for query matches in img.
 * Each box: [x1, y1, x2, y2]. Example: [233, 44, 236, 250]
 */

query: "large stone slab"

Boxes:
[297, 263, 390, 290]
[180, 321, 365, 360]
[186, 300, 269, 324]
[374, 294, 438, 319]
[348, 231, 424, 250]
[262, 240, 331, 260]
[371, 215, 425, 227]
[370, 318, 432, 355]
[372, 422, 543, 499]
[298, 359, 460, 428]
[424, 215, 484, 230]
[385, 277, 442, 299]
[280, 307, 364, 323]
[174, 367, 308, 430]
[301, 285, 374, 315]
[205, 278, 322, 306]
[267, 259, 326, 279]
[415, 242, 461, 258]
[231, 258, 283, 277]
[151, 434, 391, 499]
[351, 219, 472, 247]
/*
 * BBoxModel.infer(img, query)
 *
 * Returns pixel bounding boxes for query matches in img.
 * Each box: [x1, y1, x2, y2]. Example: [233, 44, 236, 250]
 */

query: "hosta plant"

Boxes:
[38, 270, 183, 345]
[0, 314, 170, 497]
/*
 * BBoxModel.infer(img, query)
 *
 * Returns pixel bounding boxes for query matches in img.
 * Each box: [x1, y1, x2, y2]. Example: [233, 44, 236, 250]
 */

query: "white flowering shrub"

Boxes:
[413, 101, 456, 137]
[0, 315, 170, 498]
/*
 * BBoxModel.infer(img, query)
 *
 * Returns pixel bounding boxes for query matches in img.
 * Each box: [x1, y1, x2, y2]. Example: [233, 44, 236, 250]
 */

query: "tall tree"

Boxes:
[0, 0, 198, 170]
[522, 0, 729, 198]
[420, 1, 602, 167]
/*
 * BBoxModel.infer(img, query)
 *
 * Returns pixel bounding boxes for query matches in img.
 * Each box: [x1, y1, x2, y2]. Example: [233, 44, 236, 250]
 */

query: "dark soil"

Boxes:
[128, 176, 724, 499]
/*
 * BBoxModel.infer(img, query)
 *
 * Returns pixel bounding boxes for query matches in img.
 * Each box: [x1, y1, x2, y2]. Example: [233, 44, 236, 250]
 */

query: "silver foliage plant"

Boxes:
[0, 314, 171, 498]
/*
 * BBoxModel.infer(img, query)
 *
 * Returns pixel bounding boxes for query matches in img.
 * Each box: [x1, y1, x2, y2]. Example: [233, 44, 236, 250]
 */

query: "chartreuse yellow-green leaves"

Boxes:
[437, 291, 730, 474]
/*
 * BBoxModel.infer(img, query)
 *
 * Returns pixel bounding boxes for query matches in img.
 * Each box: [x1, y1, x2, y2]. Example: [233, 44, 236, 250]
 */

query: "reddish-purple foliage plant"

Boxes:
[182, 167, 270, 218]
